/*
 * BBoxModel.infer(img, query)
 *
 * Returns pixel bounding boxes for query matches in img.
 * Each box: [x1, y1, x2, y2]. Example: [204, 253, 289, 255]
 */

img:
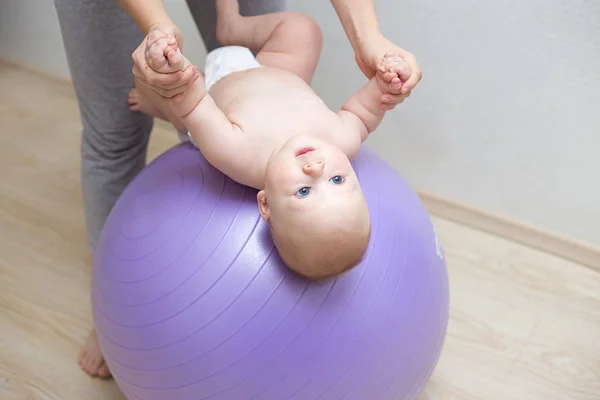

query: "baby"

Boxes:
[130, 0, 411, 281]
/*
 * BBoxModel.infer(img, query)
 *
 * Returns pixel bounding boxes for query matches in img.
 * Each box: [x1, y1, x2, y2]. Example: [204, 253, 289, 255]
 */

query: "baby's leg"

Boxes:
[215, 0, 322, 84]
[128, 85, 168, 121]
[132, 76, 197, 135]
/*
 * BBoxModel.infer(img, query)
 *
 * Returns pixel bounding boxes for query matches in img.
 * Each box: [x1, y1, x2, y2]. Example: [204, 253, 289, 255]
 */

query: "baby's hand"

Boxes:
[145, 30, 187, 73]
[376, 52, 412, 110]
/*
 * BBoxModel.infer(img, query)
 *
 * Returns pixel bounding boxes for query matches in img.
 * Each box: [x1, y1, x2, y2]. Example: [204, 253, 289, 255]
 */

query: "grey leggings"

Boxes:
[53, 0, 286, 253]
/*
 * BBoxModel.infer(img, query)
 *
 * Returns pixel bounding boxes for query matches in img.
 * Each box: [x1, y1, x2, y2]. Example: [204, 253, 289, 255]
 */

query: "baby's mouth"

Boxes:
[295, 147, 315, 157]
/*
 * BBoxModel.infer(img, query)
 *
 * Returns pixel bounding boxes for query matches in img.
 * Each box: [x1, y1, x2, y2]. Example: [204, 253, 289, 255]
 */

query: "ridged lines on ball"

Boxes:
[96, 165, 217, 300]
[93, 144, 450, 400]
[102, 164, 208, 281]
[94, 181, 256, 327]
[299, 156, 417, 400]
[94, 159, 262, 328]
[197, 156, 386, 400]
[96, 193, 275, 351]
[96, 216, 344, 388]
[110, 148, 406, 398]
[233, 149, 391, 400]
[102, 146, 376, 394]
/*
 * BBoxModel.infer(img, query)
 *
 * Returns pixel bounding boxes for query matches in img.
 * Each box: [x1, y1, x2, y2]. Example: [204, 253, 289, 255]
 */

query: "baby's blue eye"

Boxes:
[296, 187, 311, 197]
[330, 175, 344, 184]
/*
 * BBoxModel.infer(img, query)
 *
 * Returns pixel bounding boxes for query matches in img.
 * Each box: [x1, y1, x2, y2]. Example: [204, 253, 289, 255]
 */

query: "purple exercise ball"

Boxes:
[92, 142, 449, 400]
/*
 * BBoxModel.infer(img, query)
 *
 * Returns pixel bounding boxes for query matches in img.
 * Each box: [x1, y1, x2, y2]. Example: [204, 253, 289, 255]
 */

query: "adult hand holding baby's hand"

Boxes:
[132, 23, 197, 99]
[355, 32, 422, 109]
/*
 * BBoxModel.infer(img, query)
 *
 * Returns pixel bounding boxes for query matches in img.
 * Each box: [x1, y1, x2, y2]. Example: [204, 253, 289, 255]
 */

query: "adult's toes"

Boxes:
[98, 363, 112, 379]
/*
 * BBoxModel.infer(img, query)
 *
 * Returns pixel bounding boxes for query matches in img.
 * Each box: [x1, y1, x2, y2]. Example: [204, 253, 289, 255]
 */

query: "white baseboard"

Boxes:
[419, 191, 600, 271]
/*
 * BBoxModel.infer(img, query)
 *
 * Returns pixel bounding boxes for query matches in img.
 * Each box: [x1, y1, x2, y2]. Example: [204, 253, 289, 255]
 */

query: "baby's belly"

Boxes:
[209, 67, 334, 135]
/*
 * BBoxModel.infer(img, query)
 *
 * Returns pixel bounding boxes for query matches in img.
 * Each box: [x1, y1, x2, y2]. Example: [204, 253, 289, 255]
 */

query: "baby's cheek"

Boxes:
[267, 163, 295, 189]
[265, 166, 283, 190]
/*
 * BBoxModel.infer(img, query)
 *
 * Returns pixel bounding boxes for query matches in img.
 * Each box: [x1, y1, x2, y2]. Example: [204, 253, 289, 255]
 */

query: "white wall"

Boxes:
[1, 0, 599, 246]
[0, 0, 70, 80]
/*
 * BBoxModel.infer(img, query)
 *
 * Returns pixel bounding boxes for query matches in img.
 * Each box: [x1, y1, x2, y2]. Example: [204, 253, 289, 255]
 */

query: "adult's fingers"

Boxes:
[400, 53, 422, 94]
[132, 64, 196, 91]
[389, 62, 412, 84]
[170, 77, 199, 104]
[132, 58, 179, 88]
[145, 37, 172, 72]
[136, 68, 199, 99]
[135, 77, 188, 98]
[132, 40, 189, 87]
[162, 65, 197, 89]
[380, 91, 410, 109]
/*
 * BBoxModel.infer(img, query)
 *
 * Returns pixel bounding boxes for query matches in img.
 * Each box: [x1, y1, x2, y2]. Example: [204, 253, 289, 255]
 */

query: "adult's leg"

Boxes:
[185, 0, 288, 54]
[215, 0, 322, 83]
[54, 0, 152, 254]
[54, 0, 152, 378]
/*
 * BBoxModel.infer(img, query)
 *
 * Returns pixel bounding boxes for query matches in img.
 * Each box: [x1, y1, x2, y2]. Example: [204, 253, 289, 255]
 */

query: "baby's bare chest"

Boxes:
[209, 68, 342, 142]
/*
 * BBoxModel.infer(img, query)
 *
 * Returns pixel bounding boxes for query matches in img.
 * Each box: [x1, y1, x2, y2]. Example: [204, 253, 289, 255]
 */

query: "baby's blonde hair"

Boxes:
[269, 200, 371, 281]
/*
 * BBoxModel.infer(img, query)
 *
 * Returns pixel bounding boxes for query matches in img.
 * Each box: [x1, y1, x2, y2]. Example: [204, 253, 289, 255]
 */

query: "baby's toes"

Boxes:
[128, 89, 141, 110]
[128, 88, 139, 99]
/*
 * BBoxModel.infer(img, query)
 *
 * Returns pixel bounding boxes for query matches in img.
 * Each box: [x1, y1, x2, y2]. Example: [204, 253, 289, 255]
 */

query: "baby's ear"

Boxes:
[257, 190, 271, 221]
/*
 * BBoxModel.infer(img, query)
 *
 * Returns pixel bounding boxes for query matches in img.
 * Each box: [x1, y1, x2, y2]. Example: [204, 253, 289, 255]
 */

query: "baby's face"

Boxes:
[263, 135, 361, 214]
[257, 135, 370, 279]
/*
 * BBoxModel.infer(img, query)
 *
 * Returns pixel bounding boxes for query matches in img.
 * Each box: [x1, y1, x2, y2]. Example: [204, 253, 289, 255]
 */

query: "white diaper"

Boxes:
[180, 45, 261, 146]
[204, 45, 261, 92]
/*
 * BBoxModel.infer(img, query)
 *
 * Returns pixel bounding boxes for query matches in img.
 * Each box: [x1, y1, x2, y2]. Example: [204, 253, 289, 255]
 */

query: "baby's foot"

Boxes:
[215, 0, 242, 45]
[78, 329, 111, 379]
[377, 52, 411, 95]
[128, 87, 168, 120]
[145, 30, 187, 73]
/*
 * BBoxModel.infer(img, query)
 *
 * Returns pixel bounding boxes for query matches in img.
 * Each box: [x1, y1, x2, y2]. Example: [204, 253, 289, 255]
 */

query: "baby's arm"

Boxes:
[337, 52, 410, 143]
[176, 80, 254, 186]
[141, 32, 254, 186]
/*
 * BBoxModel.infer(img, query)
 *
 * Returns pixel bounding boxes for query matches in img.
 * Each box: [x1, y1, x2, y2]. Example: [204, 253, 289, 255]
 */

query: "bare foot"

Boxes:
[78, 330, 111, 379]
[128, 87, 168, 120]
[215, 0, 242, 45]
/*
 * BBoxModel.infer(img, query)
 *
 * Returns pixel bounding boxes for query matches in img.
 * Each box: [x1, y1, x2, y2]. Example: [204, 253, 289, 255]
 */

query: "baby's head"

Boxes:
[257, 135, 371, 281]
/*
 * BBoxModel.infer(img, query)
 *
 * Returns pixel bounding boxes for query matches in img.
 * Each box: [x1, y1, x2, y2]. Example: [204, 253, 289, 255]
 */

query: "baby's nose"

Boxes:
[302, 160, 324, 176]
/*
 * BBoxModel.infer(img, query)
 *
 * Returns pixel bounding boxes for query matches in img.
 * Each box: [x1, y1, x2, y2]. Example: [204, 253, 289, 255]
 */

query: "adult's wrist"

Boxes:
[147, 18, 177, 34]
[330, 0, 381, 53]
[117, 0, 173, 34]
[354, 27, 384, 56]
[139, 14, 175, 36]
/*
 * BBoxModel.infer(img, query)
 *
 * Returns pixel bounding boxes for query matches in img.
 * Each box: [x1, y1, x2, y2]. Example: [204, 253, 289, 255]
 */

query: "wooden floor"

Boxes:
[1, 62, 599, 400]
